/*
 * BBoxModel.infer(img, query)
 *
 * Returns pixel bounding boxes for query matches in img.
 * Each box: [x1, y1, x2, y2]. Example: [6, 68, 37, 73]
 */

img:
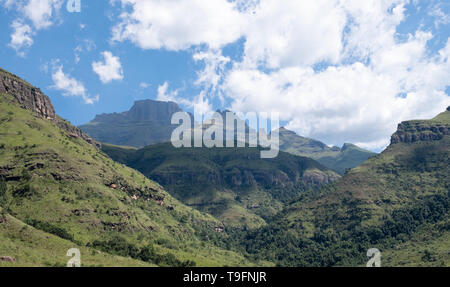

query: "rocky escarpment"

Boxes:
[390, 119, 449, 144]
[0, 68, 55, 120]
[0, 67, 99, 148]
[80, 99, 184, 148]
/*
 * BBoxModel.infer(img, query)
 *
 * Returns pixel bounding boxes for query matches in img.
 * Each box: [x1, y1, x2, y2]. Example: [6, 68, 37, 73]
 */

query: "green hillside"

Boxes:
[235, 108, 450, 266]
[278, 127, 376, 174]
[102, 143, 339, 228]
[0, 90, 254, 267]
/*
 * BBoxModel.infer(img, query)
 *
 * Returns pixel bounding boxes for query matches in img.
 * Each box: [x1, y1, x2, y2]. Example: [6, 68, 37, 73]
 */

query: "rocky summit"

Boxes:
[79, 99, 183, 148]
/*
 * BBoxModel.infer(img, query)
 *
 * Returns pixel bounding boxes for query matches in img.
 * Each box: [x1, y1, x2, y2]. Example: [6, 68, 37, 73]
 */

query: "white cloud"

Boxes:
[224, 33, 450, 150]
[51, 65, 99, 104]
[110, 0, 450, 150]
[74, 39, 96, 64]
[157, 82, 179, 102]
[92, 51, 124, 84]
[111, 0, 246, 50]
[193, 50, 230, 104]
[157, 81, 212, 116]
[242, 0, 347, 69]
[8, 21, 33, 56]
[4, 0, 63, 55]
[429, 4, 450, 28]
[22, 0, 63, 30]
[139, 82, 150, 89]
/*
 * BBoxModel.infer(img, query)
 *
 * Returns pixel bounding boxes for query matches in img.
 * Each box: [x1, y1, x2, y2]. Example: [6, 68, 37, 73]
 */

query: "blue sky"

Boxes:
[0, 0, 449, 151]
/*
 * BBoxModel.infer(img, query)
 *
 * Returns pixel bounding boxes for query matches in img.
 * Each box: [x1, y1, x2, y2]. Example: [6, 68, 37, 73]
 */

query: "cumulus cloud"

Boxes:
[111, 0, 450, 150]
[22, 0, 63, 30]
[157, 81, 212, 116]
[92, 51, 124, 84]
[8, 21, 33, 56]
[111, 0, 246, 50]
[51, 65, 99, 104]
[3, 0, 63, 54]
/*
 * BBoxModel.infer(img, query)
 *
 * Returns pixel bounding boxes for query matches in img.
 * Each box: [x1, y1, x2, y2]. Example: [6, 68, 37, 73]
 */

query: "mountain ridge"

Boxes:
[277, 127, 376, 175]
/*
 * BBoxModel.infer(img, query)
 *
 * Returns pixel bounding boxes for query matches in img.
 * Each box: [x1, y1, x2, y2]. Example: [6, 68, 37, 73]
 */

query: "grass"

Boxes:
[102, 142, 339, 228]
[0, 92, 253, 266]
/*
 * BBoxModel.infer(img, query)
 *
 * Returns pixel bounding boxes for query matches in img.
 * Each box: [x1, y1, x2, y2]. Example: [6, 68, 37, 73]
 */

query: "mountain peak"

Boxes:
[127, 99, 182, 122]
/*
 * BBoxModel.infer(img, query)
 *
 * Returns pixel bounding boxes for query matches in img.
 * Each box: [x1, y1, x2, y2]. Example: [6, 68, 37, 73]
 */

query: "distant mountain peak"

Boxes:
[127, 99, 182, 122]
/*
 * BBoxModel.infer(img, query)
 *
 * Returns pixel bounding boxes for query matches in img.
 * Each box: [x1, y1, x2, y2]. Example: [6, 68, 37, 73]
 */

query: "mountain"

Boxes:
[238, 107, 450, 266]
[278, 127, 376, 174]
[102, 143, 340, 228]
[79, 99, 182, 148]
[0, 68, 254, 267]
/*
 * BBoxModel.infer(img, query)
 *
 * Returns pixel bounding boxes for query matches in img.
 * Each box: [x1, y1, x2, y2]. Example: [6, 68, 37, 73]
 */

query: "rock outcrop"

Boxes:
[0, 68, 55, 120]
[80, 100, 183, 148]
[390, 121, 449, 144]
[0, 67, 99, 148]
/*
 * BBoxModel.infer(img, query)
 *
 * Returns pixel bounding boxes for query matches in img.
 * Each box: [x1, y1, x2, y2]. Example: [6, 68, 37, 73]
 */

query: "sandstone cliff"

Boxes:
[0, 68, 55, 120]
[0, 67, 99, 148]
[390, 109, 450, 144]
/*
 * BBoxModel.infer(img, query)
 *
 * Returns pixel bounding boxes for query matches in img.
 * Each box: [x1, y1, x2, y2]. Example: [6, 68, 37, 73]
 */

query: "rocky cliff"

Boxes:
[80, 99, 183, 148]
[390, 108, 450, 144]
[0, 68, 55, 120]
[0, 67, 99, 148]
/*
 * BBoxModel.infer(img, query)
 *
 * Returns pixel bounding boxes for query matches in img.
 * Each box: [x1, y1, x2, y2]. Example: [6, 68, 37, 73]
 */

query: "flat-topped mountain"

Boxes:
[79, 99, 182, 148]
[277, 127, 376, 174]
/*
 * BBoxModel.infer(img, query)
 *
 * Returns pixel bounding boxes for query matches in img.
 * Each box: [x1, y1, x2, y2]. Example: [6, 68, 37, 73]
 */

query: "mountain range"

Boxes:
[0, 67, 448, 267]
[102, 142, 339, 228]
[80, 103, 376, 174]
[79, 99, 182, 148]
[278, 127, 377, 174]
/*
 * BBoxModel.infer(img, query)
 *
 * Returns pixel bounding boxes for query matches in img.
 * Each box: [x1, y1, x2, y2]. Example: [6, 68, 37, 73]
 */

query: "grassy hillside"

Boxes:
[102, 143, 339, 228]
[235, 108, 450, 266]
[278, 127, 376, 175]
[0, 92, 254, 267]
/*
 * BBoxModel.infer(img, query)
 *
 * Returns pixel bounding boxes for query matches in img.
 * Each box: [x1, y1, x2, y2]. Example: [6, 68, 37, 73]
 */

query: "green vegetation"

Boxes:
[0, 92, 252, 267]
[102, 142, 339, 228]
[229, 110, 450, 266]
[278, 127, 376, 175]
[1, 67, 448, 267]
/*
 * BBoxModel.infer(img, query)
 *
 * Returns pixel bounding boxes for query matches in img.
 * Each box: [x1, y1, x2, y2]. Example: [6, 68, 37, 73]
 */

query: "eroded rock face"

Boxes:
[391, 121, 449, 144]
[0, 69, 55, 120]
[0, 68, 99, 148]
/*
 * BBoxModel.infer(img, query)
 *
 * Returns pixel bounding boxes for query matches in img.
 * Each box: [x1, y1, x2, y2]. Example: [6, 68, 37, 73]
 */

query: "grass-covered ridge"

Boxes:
[102, 142, 339, 228]
[232, 108, 450, 266]
[0, 92, 255, 266]
[277, 127, 376, 175]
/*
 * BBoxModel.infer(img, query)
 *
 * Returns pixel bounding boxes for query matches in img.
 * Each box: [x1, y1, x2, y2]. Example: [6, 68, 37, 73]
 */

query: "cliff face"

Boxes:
[0, 68, 55, 120]
[127, 100, 181, 122]
[80, 99, 183, 148]
[0, 68, 99, 148]
[391, 113, 450, 144]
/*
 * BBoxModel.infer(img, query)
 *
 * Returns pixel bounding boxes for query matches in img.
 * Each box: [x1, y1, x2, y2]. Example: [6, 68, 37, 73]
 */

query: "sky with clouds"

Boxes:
[1, 0, 449, 151]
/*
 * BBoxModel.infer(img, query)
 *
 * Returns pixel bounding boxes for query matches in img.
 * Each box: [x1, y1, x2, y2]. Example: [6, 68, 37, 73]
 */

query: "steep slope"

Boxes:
[278, 127, 376, 175]
[79, 99, 182, 148]
[0, 69, 253, 267]
[238, 107, 450, 266]
[103, 143, 339, 228]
